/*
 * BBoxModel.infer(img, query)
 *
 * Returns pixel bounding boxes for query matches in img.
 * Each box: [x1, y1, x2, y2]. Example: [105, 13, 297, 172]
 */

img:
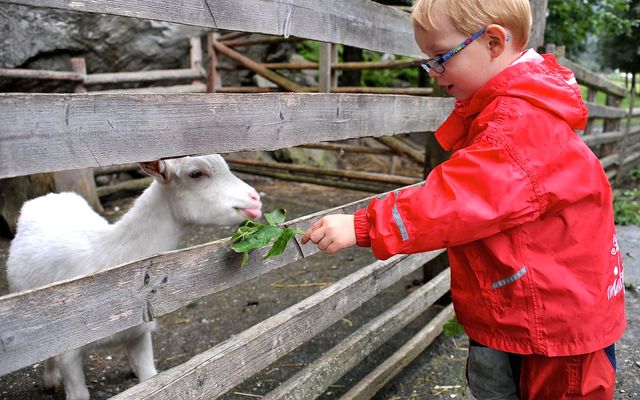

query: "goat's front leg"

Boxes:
[124, 329, 157, 381]
[56, 348, 90, 400]
[43, 357, 62, 392]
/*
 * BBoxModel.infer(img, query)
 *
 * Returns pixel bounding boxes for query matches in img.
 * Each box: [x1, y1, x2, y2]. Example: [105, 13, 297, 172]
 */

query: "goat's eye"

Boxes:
[189, 170, 204, 179]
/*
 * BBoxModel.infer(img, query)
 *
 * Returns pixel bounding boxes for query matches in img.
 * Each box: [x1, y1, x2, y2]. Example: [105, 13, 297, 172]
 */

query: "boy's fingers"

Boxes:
[302, 218, 325, 244]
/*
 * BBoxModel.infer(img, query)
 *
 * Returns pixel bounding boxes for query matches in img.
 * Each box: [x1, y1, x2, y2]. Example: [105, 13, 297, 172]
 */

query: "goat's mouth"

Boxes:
[235, 207, 262, 219]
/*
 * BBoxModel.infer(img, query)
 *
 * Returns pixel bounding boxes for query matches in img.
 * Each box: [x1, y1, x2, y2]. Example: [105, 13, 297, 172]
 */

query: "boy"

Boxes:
[301, 0, 626, 398]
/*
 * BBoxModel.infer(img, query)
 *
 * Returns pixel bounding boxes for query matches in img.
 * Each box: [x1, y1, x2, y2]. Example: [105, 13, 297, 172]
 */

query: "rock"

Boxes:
[0, 3, 205, 92]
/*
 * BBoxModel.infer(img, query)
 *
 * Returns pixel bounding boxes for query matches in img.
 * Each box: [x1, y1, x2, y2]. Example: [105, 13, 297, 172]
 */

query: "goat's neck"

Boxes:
[107, 183, 184, 259]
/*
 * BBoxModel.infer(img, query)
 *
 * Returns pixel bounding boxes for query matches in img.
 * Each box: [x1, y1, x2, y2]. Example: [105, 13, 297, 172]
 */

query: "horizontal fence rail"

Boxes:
[0, 183, 428, 376]
[338, 304, 455, 400]
[263, 269, 450, 400]
[109, 257, 448, 400]
[0, 93, 453, 179]
[1, 0, 422, 57]
[559, 58, 628, 98]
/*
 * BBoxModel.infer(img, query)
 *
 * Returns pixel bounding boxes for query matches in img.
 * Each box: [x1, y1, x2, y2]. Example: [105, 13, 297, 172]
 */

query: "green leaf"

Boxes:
[231, 224, 282, 253]
[240, 251, 249, 267]
[230, 209, 304, 267]
[265, 209, 286, 226]
[443, 317, 465, 337]
[264, 228, 300, 260]
[231, 220, 260, 241]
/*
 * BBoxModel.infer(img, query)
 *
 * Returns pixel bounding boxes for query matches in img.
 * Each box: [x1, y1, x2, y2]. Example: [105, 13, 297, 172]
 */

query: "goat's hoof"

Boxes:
[44, 383, 62, 393]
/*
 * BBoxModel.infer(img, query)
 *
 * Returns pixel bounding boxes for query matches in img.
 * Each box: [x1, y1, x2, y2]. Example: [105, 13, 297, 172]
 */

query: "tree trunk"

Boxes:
[338, 46, 363, 87]
[529, 0, 548, 50]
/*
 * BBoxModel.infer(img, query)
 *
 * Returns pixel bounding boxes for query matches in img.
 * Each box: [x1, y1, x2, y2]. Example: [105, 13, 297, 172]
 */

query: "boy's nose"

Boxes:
[428, 68, 442, 78]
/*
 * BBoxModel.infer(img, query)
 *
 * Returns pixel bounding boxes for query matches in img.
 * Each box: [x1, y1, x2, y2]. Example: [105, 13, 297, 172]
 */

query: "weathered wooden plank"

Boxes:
[0, 93, 454, 178]
[1, 0, 422, 57]
[84, 68, 204, 85]
[601, 153, 619, 169]
[0, 184, 425, 376]
[94, 82, 208, 94]
[582, 131, 625, 148]
[263, 269, 451, 400]
[339, 304, 455, 400]
[109, 251, 444, 400]
[0, 68, 82, 81]
[560, 58, 627, 98]
[586, 101, 628, 119]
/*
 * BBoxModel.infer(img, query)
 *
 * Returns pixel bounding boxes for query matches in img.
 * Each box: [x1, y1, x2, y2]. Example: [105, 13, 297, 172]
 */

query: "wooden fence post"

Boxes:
[318, 42, 338, 93]
[71, 57, 87, 93]
[190, 36, 204, 87]
[207, 32, 221, 92]
[55, 57, 104, 214]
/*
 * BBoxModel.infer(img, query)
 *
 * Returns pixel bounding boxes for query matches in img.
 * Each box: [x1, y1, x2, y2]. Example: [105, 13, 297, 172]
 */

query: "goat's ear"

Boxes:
[139, 160, 171, 184]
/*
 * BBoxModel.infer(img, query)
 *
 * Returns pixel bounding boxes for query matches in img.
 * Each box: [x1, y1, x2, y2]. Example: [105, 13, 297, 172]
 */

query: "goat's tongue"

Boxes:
[243, 208, 262, 219]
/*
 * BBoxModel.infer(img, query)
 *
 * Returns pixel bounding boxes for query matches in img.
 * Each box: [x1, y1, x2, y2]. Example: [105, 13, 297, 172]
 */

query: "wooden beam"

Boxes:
[108, 254, 445, 400]
[582, 131, 625, 148]
[1, 0, 422, 57]
[262, 59, 425, 71]
[299, 142, 395, 156]
[207, 32, 220, 93]
[586, 101, 627, 120]
[219, 36, 304, 48]
[92, 83, 208, 94]
[339, 304, 455, 400]
[333, 87, 433, 95]
[0, 93, 454, 178]
[0, 68, 82, 81]
[0, 184, 426, 376]
[559, 57, 627, 98]
[375, 136, 425, 165]
[226, 158, 420, 185]
[83, 68, 205, 85]
[210, 37, 309, 92]
[318, 43, 338, 93]
[263, 270, 450, 400]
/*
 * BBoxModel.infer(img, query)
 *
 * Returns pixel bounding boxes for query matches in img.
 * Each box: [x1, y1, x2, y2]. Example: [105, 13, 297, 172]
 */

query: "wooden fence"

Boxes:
[0, 1, 638, 399]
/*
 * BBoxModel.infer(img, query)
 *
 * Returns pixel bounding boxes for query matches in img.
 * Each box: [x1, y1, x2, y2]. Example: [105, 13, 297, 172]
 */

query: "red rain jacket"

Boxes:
[354, 52, 626, 356]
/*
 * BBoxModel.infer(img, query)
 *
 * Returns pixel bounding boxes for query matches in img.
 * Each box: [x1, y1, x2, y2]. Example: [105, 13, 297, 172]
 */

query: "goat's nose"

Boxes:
[249, 191, 260, 202]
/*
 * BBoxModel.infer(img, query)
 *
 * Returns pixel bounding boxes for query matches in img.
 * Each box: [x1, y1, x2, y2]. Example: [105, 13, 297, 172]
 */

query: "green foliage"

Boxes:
[630, 165, 640, 181]
[598, 0, 640, 75]
[443, 317, 465, 337]
[361, 51, 420, 87]
[296, 41, 420, 88]
[231, 209, 304, 267]
[546, 0, 637, 59]
[613, 188, 640, 225]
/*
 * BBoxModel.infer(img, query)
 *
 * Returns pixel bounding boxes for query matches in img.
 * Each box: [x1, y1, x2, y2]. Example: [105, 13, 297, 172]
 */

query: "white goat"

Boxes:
[6, 154, 262, 400]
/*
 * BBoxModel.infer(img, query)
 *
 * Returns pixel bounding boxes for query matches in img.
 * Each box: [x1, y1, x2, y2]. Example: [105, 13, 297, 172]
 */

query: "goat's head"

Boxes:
[140, 154, 262, 226]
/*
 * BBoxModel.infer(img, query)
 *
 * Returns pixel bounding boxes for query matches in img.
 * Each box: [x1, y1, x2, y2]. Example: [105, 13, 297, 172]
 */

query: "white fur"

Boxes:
[6, 154, 262, 400]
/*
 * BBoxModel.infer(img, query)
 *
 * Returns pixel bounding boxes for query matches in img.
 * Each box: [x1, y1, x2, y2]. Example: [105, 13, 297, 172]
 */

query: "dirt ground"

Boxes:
[0, 175, 639, 400]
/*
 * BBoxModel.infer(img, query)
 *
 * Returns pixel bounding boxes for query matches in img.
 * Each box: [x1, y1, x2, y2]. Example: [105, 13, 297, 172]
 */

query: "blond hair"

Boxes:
[411, 0, 532, 50]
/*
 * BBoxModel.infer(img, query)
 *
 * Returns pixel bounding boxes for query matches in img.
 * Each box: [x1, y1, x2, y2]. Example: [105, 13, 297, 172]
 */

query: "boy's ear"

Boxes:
[485, 24, 509, 59]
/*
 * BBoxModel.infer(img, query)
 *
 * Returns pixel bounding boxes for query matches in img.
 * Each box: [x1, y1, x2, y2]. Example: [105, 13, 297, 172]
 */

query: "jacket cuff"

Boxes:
[354, 208, 371, 247]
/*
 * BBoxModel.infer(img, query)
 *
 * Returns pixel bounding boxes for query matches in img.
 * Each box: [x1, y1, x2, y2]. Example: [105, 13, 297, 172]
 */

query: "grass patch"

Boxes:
[614, 166, 640, 225]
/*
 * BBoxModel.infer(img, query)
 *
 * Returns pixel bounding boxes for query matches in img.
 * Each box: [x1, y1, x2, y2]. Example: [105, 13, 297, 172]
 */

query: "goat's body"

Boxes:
[8, 193, 109, 289]
[7, 154, 261, 400]
[9, 187, 183, 290]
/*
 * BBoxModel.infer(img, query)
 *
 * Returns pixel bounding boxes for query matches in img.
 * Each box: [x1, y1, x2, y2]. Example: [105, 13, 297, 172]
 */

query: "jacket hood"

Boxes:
[436, 52, 588, 151]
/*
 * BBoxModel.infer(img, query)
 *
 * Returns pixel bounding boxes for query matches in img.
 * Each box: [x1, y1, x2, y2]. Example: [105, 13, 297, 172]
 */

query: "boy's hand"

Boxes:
[301, 214, 356, 254]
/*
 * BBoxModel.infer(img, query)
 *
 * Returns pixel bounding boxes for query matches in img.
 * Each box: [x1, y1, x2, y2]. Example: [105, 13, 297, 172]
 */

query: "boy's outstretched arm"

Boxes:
[301, 214, 356, 254]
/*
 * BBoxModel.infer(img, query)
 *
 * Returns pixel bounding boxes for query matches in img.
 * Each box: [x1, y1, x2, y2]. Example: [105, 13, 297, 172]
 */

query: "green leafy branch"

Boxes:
[230, 209, 304, 267]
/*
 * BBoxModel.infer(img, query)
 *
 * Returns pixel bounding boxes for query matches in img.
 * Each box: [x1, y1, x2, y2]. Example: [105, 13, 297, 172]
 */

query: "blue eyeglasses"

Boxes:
[421, 27, 487, 74]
